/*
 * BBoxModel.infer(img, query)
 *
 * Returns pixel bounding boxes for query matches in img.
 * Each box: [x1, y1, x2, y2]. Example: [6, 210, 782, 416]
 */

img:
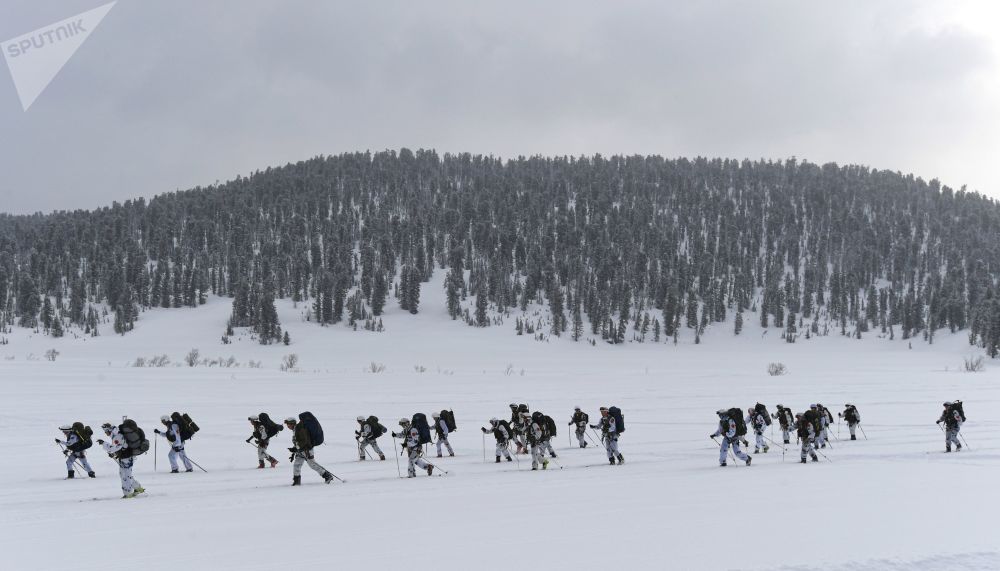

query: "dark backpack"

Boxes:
[71, 421, 93, 450]
[259, 413, 283, 438]
[804, 410, 821, 433]
[441, 410, 457, 432]
[367, 415, 386, 438]
[411, 413, 432, 445]
[497, 419, 513, 440]
[298, 411, 324, 447]
[952, 401, 966, 422]
[755, 403, 772, 426]
[544, 415, 557, 439]
[726, 407, 746, 436]
[844, 406, 859, 423]
[171, 412, 200, 441]
[119, 419, 149, 458]
[517, 404, 529, 414]
[608, 406, 625, 434]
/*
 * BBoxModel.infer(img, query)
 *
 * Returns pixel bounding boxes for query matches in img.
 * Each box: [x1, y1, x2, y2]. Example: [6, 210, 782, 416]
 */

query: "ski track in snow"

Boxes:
[1, 277, 999, 570]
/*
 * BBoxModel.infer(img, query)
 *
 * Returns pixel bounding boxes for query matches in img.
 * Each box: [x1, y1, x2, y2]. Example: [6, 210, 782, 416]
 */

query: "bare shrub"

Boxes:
[414, 365, 427, 373]
[149, 354, 171, 367]
[964, 355, 985, 373]
[247, 360, 262, 369]
[132, 357, 147, 367]
[185, 348, 200, 367]
[44, 349, 59, 362]
[280, 354, 299, 372]
[767, 362, 788, 376]
[367, 361, 386, 374]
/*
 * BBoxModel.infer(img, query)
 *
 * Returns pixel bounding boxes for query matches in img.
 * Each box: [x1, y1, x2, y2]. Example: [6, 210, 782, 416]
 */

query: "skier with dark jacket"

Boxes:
[284, 417, 334, 486]
[568, 407, 589, 448]
[796, 413, 819, 463]
[591, 407, 625, 465]
[247, 415, 279, 468]
[839, 404, 861, 440]
[155, 414, 193, 473]
[56, 423, 95, 479]
[481, 418, 514, 463]
[936, 402, 963, 452]
[356, 416, 386, 461]
[773, 405, 794, 444]
[710, 409, 751, 467]
[432, 412, 455, 458]
[392, 418, 433, 477]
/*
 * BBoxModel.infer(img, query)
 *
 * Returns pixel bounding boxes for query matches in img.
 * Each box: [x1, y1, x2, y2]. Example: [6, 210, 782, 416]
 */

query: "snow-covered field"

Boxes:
[1, 287, 998, 570]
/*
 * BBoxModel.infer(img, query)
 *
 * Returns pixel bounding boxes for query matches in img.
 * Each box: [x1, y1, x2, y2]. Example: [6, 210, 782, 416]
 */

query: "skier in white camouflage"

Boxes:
[97, 422, 145, 498]
[481, 418, 514, 463]
[432, 412, 455, 458]
[156, 415, 193, 473]
[745, 407, 769, 454]
[56, 423, 95, 479]
[356, 416, 386, 461]
[247, 415, 279, 469]
[527, 412, 550, 471]
[392, 418, 434, 477]
[568, 407, 589, 448]
[709, 409, 751, 467]
[592, 407, 626, 466]
[773, 404, 794, 444]
[795, 413, 819, 463]
[936, 402, 963, 452]
[839, 404, 862, 441]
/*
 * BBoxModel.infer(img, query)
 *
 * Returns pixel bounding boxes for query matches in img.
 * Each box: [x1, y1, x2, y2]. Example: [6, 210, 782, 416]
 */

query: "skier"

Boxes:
[527, 412, 550, 470]
[480, 418, 514, 463]
[746, 407, 769, 453]
[533, 411, 558, 458]
[356, 416, 387, 461]
[795, 413, 819, 463]
[392, 418, 433, 477]
[591, 407, 625, 465]
[56, 423, 95, 479]
[773, 404, 794, 444]
[155, 415, 193, 473]
[839, 404, 861, 440]
[432, 412, 455, 458]
[709, 409, 751, 467]
[511, 405, 528, 454]
[568, 406, 589, 448]
[810, 404, 829, 449]
[247, 415, 279, 468]
[97, 422, 145, 498]
[283, 417, 334, 485]
[817, 404, 834, 446]
[936, 402, 963, 452]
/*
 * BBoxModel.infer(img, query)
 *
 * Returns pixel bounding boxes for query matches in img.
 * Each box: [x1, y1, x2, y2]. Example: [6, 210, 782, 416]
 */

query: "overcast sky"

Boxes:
[0, 1, 998, 214]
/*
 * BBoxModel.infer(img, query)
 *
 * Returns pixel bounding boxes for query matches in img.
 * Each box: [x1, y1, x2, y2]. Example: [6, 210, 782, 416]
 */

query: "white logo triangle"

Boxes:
[2, 2, 116, 111]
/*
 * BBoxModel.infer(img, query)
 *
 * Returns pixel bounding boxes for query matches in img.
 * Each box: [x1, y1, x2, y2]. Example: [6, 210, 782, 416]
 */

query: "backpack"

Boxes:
[119, 419, 149, 458]
[497, 419, 513, 440]
[71, 421, 93, 450]
[367, 415, 386, 438]
[755, 403, 772, 426]
[411, 413, 432, 445]
[804, 409, 821, 433]
[259, 412, 283, 438]
[824, 408, 834, 424]
[544, 415, 557, 439]
[298, 411, 324, 447]
[441, 410, 457, 432]
[171, 412, 200, 441]
[608, 406, 625, 434]
[952, 400, 966, 422]
[517, 404, 529, 414]
[726, 407, 746, 436]
[844, 406, 859, 423]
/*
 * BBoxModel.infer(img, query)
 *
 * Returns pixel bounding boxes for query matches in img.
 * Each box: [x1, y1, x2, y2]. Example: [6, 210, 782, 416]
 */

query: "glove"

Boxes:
[97, 439, 105, 445]
[354, 431, 360, 437]
[288, 447, 296, 453]
[245, 437, 253, 443]
[172, 446, 182, 452]
[154, 429, 161, 434]
[936, 420, 942, 424]
[55, 438, 61, 444]
[481, 427, 488, 433]
[63, 450, 70, 456]
[289, 454, 295, 462]
[709, 434, 715, 439]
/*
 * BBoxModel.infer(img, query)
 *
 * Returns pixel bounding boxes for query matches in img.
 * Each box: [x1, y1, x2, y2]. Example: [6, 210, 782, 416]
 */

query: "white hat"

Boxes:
[248, 415, 259, 422]
[59, 425, 72, 431]
[357, 416, 365, 422]
[160, 415, 170, 423]
[284, 417, 296, 424]
[399, 418, 410, 425]
[432, 412, 441, 419]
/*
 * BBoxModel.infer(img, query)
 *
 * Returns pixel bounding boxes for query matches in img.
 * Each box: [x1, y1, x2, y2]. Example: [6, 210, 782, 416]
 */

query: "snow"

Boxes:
[1, 276, 999, 570]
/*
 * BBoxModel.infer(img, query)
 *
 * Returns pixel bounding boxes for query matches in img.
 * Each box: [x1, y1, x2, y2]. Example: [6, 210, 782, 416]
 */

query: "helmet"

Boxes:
[490, 417, 498, 424]
[248, 415, 259, 422]
[59, 425, 72, 431]
[809, 404, 817, 409]
[101, 422, 114, 433]
[599, 406, 609, 412]
[574, 406, 581, 411]
[943, 401, 952, 407]
[160, 415, 170, 423]
[844, 404, 853, 408]
[399, 418, 410, 426]
[776, 404, 783, 409]
[716, 409, 728, 416]
[432, 412, 441, 419]
[356, 416, 365, 422]
[284, 417, 296, 424]
[509, 403, 517, 408]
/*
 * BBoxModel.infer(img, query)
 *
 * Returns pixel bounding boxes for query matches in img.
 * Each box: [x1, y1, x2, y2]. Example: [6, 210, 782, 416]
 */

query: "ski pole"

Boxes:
[183, 454, 209, 473]
[392, 436, 402, 478]
[507, 443, 521, 470]
[56, 442, 88, 473]
[959, 431, 971, 450]
[814, 446, 832, 462]
[482, 432, 486, 463]
[424, 459, 449, 475]
[858, 424, 868, 440]
[547, 454, 564, 470]
[244, 441, 277, 463]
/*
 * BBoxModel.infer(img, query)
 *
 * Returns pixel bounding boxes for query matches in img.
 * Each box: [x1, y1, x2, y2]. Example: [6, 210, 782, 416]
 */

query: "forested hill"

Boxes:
[2, 150, 1000, 354]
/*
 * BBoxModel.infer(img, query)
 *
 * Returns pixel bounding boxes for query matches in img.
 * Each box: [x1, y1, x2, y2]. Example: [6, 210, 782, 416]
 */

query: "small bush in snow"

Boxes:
[367, 361, 386, 374]
[280, 353, 299, 372]
[767, 362, 788, 376]
[964, 355, 985, 373]
[504, 364, 515, 376]
[44, 349, 59, 362]
[247, 360, 262, 369]
[132, 357, 147, 367]
[149, 354, 171, 367]
[185, 348, 200, 367]
[414, 365, 427, 373]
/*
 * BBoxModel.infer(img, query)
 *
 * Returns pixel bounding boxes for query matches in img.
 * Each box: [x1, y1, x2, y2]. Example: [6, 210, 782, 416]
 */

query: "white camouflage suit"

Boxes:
[745, 411, 769, 452]
[433, 417, 454, 457]
[60, 432, 94, 474]
[773, 408, 794, 443]
[528, 421, 549, 470]
[165, 422, 193, 472]
[797, 419, 818, 462]
[394, 425, 431, 477]
[569, 411, 589, 447]
[102, 427, 142, 496]
[711, 418, 749, 465]
[593, 415, 624, 463]
[252, 422, 274, 464]
[938, 408, 963, 451]
[357, 421, 385, 460]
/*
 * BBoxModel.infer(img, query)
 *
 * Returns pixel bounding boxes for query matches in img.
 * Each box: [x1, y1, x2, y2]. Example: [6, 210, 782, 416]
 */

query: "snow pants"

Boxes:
[292, 450, 327, 478]
[604, 435, 621, 460]
[359, 438, 384, 459]
[436, 435, 454, 456]
[718, 437, 748, 465]
[495, 441, 512, 459]
[530, 444, 548, 470]
[753, 431, 767, 451]
[815, 428, 827, 448]
[257, 440, 272, 462]
[168, 444, 193, 471]
[539, 439, 557, 457]
[118, 457, 141, 495]
[575, 427, 587, 447]
[407, 448, 429, 477]
[945, 427, 961, 450]
[848, 423, 857, 438]
[66, 451, 93, 473]
[800, 438, 817, 462]
[780, 427, 791, 443]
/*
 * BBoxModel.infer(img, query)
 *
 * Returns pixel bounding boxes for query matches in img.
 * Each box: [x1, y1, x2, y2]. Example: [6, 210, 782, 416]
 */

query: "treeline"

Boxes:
[2, 150, 1000, 354]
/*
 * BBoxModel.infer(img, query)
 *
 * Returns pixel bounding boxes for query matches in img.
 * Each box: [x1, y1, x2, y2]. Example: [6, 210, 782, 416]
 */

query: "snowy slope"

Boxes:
[1, 276, 998, 570]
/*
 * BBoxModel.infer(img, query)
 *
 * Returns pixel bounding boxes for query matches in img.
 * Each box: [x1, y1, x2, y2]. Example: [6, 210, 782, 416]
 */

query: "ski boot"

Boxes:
[542, 459, 549, 470]
[270, 457, 279, 468]
[720, 462, 727, 467]
[550, 451, 557, 458]
[379, 454, 386, 461]
[617, 454, 625, 464]
[763, 445, 769, 453]
[427, 465, 434, 476]
[258, 461, 266, 469]
[292, 475, 301, 486]
[506, 456, 513, 462]
[323, 472, 334, 484]
[134, 486, 146, 495]
[359, 455, 366, 461]
[945, 447, 951, 453]
[449, 452, 455, 457]
[437, 453, 443, 458]
[784, 440, 790, 444]
[800, 458, 807, 464]
[88, 471, 96, 478]
[746, 456, 752, 466]
[956, 444, 962, 452]
[754, 448, 760, 454]
[811, 455, 818, 462]
[609, 457, 616, 466]
[851, 435, 857, 441]
[122, 492, 136, 499]
[170, 469, 179, 474]
[495, 456, 501, 463]
[67, 470, 74, 479]
[185, 468, 193, 473]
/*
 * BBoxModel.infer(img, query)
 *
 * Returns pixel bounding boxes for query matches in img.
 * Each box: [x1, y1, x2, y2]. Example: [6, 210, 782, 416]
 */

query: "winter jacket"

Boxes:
[483, 423, 511, 443]
[293, 424, 313, 451]
[773, 408, 793, 429]
[167, 423, 183, 447]
[392, 427, 423, 450]
[434, 418, 450, 438]
[569, 411, 589, 429]
[843, 407, 860, 424]
[939, 409, 962, 429]
[796, 419, 815, 440]
[65, 432, 86, 453]
[102, 427, 128, 458]
[712, 418, 737, 440]
[746, 413, 767, 434]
